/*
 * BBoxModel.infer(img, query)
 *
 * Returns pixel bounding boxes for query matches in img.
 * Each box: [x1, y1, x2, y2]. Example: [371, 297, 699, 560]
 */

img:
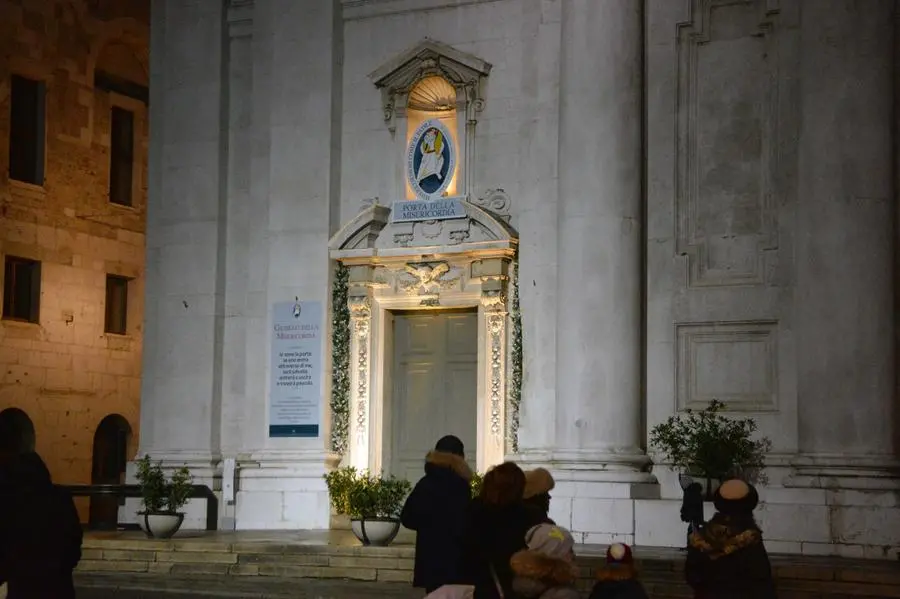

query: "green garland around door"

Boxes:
[330, 263, 350, 455]
[508, 260, 523, 453]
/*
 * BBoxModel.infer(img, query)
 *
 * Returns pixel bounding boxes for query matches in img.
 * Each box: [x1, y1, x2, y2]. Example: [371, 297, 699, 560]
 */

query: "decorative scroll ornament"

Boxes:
[471, 189, 512, 222]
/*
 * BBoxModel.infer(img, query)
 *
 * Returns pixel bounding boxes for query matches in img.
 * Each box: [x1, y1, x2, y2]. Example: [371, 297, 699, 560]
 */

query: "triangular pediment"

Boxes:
[369, 38, 492, 92]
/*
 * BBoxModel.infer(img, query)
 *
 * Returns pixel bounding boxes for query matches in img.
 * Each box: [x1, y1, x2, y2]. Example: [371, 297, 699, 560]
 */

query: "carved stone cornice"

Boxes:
[369, 38, 492, 132]
[480, 289, 508, 314]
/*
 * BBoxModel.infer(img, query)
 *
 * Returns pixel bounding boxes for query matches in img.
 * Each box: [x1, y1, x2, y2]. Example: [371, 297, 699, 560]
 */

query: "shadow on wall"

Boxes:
[0, 408, 36, 454]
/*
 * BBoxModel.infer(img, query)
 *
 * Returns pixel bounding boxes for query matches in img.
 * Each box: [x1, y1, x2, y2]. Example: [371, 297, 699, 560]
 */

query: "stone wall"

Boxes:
[0, 0, 149, 520]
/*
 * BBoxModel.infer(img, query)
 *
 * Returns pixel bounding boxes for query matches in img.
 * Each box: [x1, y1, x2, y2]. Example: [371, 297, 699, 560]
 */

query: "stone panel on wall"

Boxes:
[646, 0, 800, 465]
[675, 0, 779, 288]
[676, 320, 778, 411]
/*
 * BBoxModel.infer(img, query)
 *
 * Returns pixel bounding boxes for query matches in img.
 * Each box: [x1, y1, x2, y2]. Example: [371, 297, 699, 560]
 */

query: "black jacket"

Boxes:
[589, 580, 650, 599]
[680, 483, 704, 525]
[400, 451, 472, 591]
[0, 452, 83, 599]
[685, 515, 777, 599]
[460, 498, 544, 599]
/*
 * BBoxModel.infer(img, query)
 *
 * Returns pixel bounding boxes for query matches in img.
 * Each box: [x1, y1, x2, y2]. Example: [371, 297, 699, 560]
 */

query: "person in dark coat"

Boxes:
[0, 451, 83, 599]
[589, 543, 649, 599]
[680, 482, 704, 549]
[685, 479, 777, 599]
[460, 461, 544, 599]
[522, 468, 556, 525]
[401, 435, 473, 594]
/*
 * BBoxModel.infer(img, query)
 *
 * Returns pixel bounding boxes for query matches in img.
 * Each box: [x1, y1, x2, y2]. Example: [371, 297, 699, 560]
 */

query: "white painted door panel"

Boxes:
[392, 311, 478, 483]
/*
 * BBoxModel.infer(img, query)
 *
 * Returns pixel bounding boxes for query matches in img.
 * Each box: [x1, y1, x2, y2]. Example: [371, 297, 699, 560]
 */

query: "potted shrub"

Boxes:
[324, 467, 411, 546]
[470, 471, 484, 499]
[649, 400, 772, 499]
[135, 455, 193, 538]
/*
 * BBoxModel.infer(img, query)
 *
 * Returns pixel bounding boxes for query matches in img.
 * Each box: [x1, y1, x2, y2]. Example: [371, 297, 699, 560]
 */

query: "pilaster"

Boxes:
[347, 284, 374, 471]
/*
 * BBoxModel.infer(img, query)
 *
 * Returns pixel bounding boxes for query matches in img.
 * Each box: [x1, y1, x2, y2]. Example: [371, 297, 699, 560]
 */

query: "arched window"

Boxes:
[0, 407, 36, 454]
[406, 76, 460, 199]
[89, 414, 133, 530]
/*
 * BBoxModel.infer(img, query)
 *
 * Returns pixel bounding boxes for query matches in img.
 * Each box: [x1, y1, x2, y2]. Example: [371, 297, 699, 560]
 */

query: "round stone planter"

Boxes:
[138, 513, 185, 539]
[350, 518, 401, 546]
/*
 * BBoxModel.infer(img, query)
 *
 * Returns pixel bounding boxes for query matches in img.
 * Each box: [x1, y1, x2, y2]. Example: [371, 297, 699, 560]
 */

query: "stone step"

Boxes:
[76, 534, 900, 598]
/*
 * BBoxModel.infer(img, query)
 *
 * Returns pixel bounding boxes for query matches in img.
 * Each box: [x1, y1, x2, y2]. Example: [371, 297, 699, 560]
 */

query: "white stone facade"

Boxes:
[139, 0, 900, 557]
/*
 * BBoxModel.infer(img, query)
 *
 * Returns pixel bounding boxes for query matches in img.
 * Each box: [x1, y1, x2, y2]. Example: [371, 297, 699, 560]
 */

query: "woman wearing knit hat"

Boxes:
[685, 479, 777, 599]
[588, 543, 649, 599]
[509, 523, 580, 599]
[522, 468, 556, 524]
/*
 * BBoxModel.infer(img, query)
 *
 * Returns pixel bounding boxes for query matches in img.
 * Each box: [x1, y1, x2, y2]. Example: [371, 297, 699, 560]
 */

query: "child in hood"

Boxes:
[589, 543, 648, 599]
[510, 524, 580, 599]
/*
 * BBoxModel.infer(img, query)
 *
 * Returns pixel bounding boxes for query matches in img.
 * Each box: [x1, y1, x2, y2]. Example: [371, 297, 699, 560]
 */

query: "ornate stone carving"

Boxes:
[480, 289, 507, 313]
[480, 288, 508, 438]
[369, 38, 492, 133]
[398, 261, 462, 305]
[471, 189, 512, 222]
[348, 295, 372, 448]
[487, 312, 506, 437]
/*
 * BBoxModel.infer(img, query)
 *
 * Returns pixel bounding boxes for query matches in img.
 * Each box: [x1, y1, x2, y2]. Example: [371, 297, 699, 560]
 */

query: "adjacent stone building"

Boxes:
[140, 0, 899, 557]
[0, 0, 148, 522]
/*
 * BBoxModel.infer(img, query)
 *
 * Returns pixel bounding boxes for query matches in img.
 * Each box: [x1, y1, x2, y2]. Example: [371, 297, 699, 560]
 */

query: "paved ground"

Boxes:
[76, 575, 422, 599]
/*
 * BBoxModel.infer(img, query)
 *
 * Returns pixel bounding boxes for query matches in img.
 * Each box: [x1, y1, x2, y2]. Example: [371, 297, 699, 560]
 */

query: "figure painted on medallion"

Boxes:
[416, 128, 445, 184]
[408, 119, 455, 200]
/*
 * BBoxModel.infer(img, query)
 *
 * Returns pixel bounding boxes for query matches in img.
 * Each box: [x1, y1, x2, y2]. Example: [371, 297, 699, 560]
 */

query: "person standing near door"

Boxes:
[401, 435, 474, 594]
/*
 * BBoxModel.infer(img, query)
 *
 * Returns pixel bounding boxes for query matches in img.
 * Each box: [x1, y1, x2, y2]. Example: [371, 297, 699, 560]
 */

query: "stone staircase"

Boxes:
[74, 533, 900, 598]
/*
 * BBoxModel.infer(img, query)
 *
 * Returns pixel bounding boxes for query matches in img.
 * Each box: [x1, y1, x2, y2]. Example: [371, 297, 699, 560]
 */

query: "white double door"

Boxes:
[389, 309, 478, 483]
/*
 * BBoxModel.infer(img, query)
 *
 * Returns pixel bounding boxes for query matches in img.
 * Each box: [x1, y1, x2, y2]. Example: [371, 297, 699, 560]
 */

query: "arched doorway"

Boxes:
[0, 407, 36, 454]
[89, 414, 132, 530]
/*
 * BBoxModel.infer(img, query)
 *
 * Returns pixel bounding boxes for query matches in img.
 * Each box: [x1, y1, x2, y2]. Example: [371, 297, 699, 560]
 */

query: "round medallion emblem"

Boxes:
[406, 118, 455, 200]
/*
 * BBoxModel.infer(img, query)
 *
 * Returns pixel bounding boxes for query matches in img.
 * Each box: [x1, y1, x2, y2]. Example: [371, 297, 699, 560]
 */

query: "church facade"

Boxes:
[140, 0, 899, 556]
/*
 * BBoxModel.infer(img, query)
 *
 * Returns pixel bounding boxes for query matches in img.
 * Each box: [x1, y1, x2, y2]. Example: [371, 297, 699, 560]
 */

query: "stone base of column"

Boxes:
[122, 451, 222, 531]
[515, 451, 660, 545]
[232, 450, 341, 530]
[784, 453, 900, 491]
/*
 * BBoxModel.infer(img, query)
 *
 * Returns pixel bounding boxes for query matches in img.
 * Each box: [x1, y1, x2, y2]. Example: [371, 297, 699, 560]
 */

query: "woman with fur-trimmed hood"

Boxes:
[685, 479, 777, 599]
[510, 524, 580, 599]
[401, 435, 473, 593]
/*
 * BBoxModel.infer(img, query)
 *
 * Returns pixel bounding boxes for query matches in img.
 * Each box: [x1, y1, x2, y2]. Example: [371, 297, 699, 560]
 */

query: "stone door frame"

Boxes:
[328, 199, 517, 475]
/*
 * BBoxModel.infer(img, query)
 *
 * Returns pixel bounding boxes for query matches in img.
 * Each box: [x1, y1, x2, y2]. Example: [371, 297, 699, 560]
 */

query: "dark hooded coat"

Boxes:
[510, 546, 580, 599]
[0, 452, 83, 599]
[589, 563, 650, 599]
[400, 450, 473, 592]
[460, 498, 544, 599]
[685, 514, 777, 599]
